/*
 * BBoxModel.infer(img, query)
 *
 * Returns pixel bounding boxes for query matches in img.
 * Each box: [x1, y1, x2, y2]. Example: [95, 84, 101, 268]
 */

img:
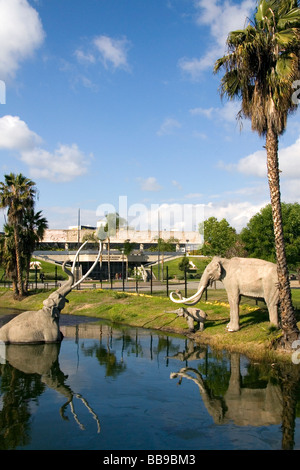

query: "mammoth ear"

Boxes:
[215, 261, 222, 279]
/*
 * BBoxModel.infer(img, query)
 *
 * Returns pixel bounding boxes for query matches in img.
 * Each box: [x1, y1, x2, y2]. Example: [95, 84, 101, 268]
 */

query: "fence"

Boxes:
[0, 266, 211, 299]
[1, 265, 299, 309]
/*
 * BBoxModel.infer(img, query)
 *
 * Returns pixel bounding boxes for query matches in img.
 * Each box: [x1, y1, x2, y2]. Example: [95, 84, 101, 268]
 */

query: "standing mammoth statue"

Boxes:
[170, 256, 279, 332]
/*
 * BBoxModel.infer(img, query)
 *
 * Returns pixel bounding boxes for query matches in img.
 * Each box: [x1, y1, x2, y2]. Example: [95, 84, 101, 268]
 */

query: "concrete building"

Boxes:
[34, 227, 203, 281]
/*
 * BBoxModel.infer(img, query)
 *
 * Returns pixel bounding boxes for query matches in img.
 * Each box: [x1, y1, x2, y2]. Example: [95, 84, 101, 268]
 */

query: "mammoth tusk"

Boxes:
[71, 241, 88, 274]
[169, 286, 206, 306]
[71, 240, 102, 288]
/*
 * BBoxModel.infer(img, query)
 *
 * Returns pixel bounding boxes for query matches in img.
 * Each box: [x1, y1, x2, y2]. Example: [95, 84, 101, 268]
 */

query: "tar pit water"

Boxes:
[0, 312, 300, 450]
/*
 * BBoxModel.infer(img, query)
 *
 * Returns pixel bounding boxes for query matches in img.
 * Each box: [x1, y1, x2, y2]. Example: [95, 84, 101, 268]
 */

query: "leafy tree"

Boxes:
[199, 217, 238, 257]
[241, 203, 300, 268]
[178, 256, 190, 273]
[214, 0, 300, 347]
[122, 239, 135, 279]
[22, 208, 48, 292]
[0, 223, 19, 295]
[225, 239, 248, 259]
[0, 173, 36, 297]
[0, 173, 48, 297]
[81, 231, 99, 245]
[148, 237, 178, 253]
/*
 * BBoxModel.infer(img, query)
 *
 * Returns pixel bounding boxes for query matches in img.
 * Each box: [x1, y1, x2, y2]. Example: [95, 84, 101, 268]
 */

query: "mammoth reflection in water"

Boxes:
[1, 343, 100, 434]
[170, 352, 283, 427]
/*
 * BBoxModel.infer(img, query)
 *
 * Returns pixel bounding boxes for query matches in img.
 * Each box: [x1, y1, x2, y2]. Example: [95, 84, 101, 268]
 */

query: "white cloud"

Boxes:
[0, 115, 90, 182]
[217, 135, 300, 214]
[94, 35, 131, 70]
[125, 200, 262, 233]
[185, 193, 203, 199]
[203, 200, 267, 232]
[236, 149, 266, 177]
[74, 49, 96, 65]
[195, 0, 255, 48]
[138, 177, 162, 192]
[178, 49, 220, 81]
[235, 136, 300, 179]
[0, 115, 42, 150]
[282, 178, 300, 202]
[172, 180, 182, 190]
[21, 144, 90, 182]
[157, 118, 181, 136]
[179, 0, 256, 79]
[190, 101, 241, 123]
[75, 35, 131, 72]
[0, 0, 45, 80]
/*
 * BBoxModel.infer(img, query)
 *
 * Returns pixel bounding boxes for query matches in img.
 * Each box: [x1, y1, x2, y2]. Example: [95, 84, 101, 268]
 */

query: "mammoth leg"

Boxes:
[186, 315, 195, 332]
[265, 288, 280, 327]
[266, 300, 279, 327]
[226, 292, 240, 332]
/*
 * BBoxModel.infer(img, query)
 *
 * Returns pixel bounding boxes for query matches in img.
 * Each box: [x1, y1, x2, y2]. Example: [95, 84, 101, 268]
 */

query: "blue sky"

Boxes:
[0, 0, 300, 234]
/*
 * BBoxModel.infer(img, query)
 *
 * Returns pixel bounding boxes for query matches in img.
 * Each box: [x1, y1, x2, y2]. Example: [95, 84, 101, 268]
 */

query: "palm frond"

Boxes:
[277, 8, 300, 28]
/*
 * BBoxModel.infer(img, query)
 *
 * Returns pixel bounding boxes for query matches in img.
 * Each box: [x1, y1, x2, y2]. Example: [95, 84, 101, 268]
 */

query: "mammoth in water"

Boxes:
[0, 241, 102, 344]
[170, 256, 280, 332]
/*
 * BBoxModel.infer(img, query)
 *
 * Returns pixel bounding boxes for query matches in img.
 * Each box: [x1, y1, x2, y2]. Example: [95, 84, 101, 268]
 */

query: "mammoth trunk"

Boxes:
[56, 262, 74, 298]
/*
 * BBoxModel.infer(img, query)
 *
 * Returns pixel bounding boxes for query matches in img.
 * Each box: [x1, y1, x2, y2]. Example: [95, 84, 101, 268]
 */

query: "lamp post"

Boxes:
[122, 248, 125, 291]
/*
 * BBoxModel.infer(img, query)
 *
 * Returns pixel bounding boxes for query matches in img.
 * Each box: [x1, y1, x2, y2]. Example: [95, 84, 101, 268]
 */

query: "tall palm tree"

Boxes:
[0, 173, 36, 297]
[0, 223, 19, 295]
[214, 0, 300, 348]
[22, 208, 48, 292]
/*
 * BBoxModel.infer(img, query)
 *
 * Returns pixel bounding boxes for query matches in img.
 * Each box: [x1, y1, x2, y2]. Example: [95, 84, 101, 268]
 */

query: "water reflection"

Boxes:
[169, 343, 300, 450]
[171, 354, 283, 426]
[0, 342, 100, 449]
[0, 314, 300, 450]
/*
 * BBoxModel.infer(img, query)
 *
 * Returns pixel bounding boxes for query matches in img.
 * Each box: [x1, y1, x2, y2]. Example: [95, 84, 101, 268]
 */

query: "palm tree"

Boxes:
[22, 208, 48, 292]
[0, 173, 36, 297]
[214, 0, 300, 348]
[0, 223, 19, 295]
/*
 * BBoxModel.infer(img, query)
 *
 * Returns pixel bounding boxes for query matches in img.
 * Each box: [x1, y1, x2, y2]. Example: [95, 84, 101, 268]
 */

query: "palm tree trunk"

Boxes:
[12, 276, 19, 297]
[24, 254, 31, 293]
[266, 127, 299, 347]
[13, 227, 24, 297]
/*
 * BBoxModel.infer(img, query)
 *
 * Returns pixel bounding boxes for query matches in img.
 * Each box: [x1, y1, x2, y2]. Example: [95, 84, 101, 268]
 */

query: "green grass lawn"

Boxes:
[1, 253, 299, 362]
[152, 255, 210, 279]
[0, 257, 69, 282]
[0, 255, 207, 283]
[1, 285, 299, 362]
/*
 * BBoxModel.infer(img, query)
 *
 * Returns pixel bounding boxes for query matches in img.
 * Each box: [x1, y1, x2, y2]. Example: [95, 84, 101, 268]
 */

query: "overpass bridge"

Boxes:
[33, 249, 184, 281]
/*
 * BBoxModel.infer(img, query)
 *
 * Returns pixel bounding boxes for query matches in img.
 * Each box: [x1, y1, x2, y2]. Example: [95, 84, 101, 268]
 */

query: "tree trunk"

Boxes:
[12, 277, 19, 297]
[24, 254, 31, 293]
[13, 227, 24, 297]
[266, 127, 299, 348]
